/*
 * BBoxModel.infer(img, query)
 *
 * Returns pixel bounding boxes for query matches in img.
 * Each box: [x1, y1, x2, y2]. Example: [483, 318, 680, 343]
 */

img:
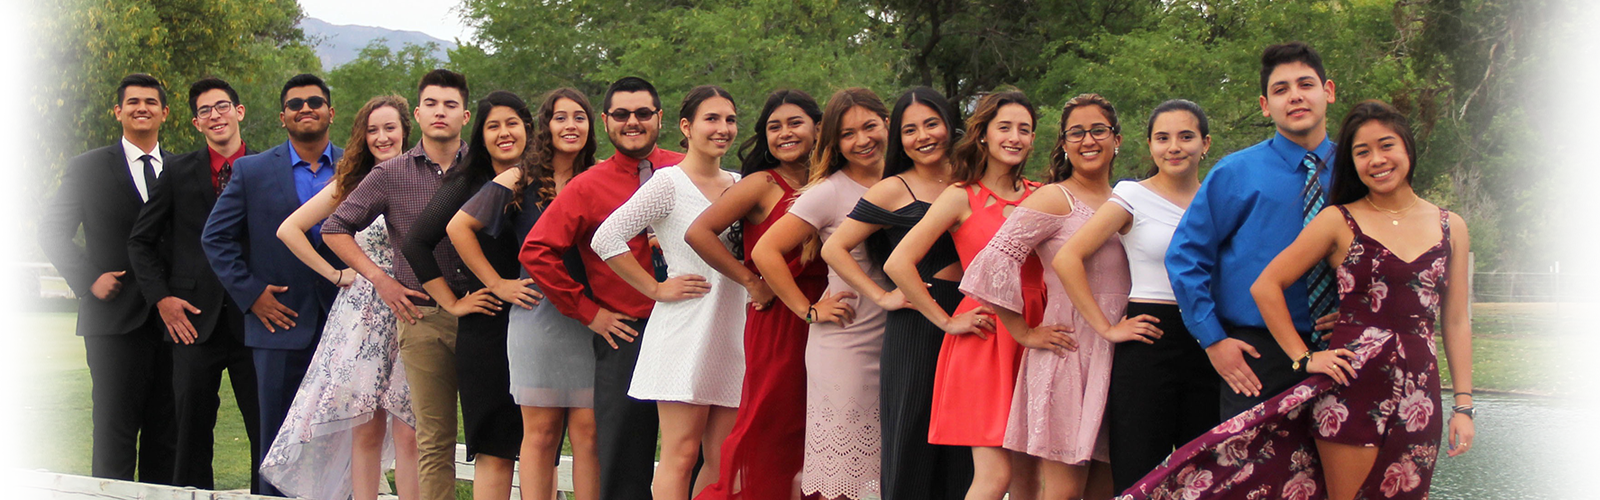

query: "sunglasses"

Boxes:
[607, 107, 658, 122]
[284, 96, 328, 112]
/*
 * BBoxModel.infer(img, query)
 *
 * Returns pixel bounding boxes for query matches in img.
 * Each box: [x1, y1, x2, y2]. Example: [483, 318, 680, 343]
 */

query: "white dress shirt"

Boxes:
[121, 137, 163, 202]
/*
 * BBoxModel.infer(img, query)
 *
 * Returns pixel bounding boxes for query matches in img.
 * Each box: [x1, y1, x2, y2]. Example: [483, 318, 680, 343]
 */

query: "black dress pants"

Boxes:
[593, 317, 659, 500]
[1107, 302, 1221, 491]
[82, 313, 177, 483]
[171, 303, 262, 492]
[1218, 327, 1308, 419]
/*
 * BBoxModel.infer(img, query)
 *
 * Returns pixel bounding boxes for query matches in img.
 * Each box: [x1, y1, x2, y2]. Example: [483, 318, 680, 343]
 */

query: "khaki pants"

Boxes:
[399, 307, 459, 500]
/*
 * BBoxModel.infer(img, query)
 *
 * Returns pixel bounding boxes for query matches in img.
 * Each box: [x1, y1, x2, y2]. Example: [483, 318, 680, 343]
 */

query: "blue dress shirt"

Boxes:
[1166, 132, 1335, 348]
[288, 142, 336, 243]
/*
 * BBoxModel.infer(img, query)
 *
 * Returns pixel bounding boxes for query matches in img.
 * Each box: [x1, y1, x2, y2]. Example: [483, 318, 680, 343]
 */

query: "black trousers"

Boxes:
[594, 317, 659, 500]
[171, 303, 262, 492]
[82, 313, 177, 483]
[1107, 302, 1221, 491]
[1218, 327, 1308, 420]
[253, 339, 317, 497]
[879, 279, 972, 500]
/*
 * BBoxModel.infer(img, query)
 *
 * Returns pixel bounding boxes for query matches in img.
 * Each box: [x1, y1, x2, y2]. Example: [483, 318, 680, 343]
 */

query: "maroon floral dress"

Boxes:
[1118, 206, 1453, 500]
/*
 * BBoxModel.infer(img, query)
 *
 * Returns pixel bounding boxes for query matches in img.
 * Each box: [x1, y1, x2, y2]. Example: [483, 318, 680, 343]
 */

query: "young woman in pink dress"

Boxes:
[885, 90, 1044, 500]
[959, 93, 1130, 500]
[1117, 101, 1475, 500]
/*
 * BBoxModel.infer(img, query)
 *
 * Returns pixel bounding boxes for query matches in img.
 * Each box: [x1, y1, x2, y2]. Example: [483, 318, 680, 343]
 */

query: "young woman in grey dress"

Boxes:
[447, 88, 601, 499]
[751, 87, 891, 500]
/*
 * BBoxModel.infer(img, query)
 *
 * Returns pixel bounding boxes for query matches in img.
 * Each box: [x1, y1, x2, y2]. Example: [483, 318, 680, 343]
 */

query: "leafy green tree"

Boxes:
[325, 40, 446, 148]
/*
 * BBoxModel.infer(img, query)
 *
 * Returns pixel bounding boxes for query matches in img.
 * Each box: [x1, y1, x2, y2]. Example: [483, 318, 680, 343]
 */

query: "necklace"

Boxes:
[1365, 195, 1420, 225]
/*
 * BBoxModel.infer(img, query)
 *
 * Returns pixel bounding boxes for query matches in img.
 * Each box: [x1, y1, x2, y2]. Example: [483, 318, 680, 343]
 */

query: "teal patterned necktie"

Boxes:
[1302, 152, 1334, 349]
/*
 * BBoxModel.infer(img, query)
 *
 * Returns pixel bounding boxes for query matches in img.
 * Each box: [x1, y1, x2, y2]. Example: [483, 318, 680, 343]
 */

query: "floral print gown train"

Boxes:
[1119, 206, 1455, 500]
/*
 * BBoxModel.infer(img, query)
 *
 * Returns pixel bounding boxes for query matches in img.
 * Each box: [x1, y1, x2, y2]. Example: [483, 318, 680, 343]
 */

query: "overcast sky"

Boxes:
[298, 0, 475, 43]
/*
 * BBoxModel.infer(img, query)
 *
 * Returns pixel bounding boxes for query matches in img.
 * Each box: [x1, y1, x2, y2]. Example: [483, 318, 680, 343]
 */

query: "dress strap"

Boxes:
[895, 175, 919, 202]
[1439, 207, 1452, 244]
[1335, 205, 1362, 236]
[1054, 183, 1082, 213]
[770, 170, 796, 193]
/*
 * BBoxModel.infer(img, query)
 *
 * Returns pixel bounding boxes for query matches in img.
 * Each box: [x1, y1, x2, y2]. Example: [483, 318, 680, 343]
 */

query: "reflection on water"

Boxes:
[1430, 393, 1583, 499]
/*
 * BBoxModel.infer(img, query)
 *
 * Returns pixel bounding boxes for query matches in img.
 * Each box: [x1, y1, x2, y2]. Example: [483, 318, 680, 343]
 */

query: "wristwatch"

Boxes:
[1291, 350, 1313, 374]
[1453, 405, 1475, 419]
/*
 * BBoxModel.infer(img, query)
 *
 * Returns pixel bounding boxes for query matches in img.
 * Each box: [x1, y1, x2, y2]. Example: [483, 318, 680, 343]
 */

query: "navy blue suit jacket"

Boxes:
[201, 141, 344, 350]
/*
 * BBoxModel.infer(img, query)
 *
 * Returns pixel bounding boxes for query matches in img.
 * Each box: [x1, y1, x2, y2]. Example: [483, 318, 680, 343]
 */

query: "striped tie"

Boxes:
[1302, 152, 1334, 349]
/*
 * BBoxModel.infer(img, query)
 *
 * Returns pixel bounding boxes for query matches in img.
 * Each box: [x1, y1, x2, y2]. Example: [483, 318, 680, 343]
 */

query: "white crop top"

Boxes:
[1108, 181, 1185, 302]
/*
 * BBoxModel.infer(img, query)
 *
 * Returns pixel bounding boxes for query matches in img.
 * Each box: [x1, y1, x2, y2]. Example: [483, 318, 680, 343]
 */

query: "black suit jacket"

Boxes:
[127, 147, 255, 344]
[40, 143, 168, 336]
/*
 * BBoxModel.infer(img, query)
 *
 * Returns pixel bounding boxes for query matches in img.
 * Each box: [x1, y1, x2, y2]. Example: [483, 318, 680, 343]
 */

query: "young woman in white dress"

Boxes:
[590, 85, 746, 499]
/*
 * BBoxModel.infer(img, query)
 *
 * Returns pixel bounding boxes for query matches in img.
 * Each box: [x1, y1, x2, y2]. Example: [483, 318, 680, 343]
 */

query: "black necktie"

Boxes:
[139, 154, 157, 200]
[217, 160, 233, 195]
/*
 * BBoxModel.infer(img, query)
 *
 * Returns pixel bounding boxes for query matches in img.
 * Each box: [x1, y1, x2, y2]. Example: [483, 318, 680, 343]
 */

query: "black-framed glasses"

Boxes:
[195, 101, 235, 118]
[1064, 125, 1115, 143]
[284, 96, 328, 112]
[607, 107, 658, 122]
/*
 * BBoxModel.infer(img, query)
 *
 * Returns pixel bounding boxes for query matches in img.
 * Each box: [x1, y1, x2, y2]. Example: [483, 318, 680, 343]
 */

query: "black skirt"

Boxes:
[457, 310, 523, 460]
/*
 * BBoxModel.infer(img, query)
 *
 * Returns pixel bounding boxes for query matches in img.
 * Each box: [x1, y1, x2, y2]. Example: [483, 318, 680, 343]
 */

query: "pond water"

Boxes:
[1430, 393, 1589, 499]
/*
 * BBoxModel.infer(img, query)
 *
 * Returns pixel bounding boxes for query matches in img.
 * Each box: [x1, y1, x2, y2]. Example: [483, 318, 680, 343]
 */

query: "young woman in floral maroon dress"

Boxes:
[1118, 101, 1475, 500]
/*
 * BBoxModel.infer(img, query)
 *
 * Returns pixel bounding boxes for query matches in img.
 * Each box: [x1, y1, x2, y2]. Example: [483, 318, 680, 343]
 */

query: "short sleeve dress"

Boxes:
[787, 170, 887, 500]
[960, 184, 1130, 465]
[591, 166, 747, 406]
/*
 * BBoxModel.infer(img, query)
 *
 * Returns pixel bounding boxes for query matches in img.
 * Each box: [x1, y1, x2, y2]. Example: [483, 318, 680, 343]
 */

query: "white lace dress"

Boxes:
[592, 166, 747, 406]
[261, 215, 414, 499]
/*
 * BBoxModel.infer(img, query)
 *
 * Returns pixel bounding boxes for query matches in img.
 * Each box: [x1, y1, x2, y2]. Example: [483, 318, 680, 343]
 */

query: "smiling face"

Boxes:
[549, 97, 590, 155]
[680, 96, 737, 158]
[1062, 105, 1120, 176]
[838, 106, 887, 171]
[766, 103, 816, 165]
[1148, 110, 1209, 177]
[365, 105, 406, 163]
[482, 105, 527, 167]
[279, 85, 333, 140]
[984, 103, 1035, 168]
[116, 86, 168, 136]
[1349, 120, 1412, 196]
[899, 102, 949, 167]
[1259, 61, 1336, 142]
[415, 85, 469, 142]
[603, 90, 661, 158]
[190, 88, 241, 148]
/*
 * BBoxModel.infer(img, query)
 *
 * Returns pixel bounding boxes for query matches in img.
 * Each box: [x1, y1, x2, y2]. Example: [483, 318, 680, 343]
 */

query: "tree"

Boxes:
[325, 40, 446, 148]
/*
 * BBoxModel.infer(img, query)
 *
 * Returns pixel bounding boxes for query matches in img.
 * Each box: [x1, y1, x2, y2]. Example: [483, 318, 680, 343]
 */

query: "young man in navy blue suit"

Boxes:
[201, 73, 342, 497]
[40, 72, 178, 484]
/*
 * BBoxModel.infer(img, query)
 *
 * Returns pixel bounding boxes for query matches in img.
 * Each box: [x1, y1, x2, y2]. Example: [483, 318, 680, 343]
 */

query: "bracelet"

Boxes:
[1453, 391, 1473, 399]
[805, 306, 818, 324]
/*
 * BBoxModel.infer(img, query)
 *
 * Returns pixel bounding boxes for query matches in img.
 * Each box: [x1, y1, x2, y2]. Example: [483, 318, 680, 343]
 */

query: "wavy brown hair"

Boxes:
[1046, 93, 1119, 183]
[333, 95, 412, 200]
[806, 87, 888, 186]
[951, 90, 1036, 187]
[513, 88, 599, 209]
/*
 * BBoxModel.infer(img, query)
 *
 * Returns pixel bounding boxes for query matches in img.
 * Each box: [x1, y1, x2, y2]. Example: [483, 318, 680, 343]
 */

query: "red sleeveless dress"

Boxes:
[1119, 206, 1454, 500]
[698, 172, 829, 500]
[928, 181, 1046, 447]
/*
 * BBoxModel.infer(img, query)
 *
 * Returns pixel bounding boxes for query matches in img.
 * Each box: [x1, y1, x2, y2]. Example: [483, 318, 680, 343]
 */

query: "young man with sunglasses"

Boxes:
[321, 68, 473, 500]
[128, 77, 264, 492]
[201, 73, 343, 497]
[520, 76, 684, 500]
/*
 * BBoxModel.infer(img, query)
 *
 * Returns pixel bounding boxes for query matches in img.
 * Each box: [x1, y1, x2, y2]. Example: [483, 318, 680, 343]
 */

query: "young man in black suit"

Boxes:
[39, 73, 178, 483]
[127, 77, 263, 492]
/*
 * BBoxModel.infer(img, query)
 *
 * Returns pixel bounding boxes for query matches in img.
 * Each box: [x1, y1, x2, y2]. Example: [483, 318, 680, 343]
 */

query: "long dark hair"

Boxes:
[950, 90, 1035, 187]
[1329, 100, 1418, 205]
[1047, 93, 1120, 183]
[332, 95, 411, 199]
[884, 86, 962, 178]
[738, 89, 822, 176]
[516, 88, 598, 209]
[452, 90, 533, 188]
[1142, 99, 1210, 178]
[807, 87, 889, 186]
[677, 85, 737, 149]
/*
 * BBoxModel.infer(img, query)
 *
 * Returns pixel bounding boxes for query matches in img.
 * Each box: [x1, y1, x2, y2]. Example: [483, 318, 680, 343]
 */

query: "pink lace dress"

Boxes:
[1117, 207, 1455, 500]
[959, 186, 1129, 465]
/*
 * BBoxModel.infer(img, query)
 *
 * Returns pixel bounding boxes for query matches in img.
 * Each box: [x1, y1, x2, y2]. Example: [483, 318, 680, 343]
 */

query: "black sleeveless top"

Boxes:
[846, 176, 960, 280]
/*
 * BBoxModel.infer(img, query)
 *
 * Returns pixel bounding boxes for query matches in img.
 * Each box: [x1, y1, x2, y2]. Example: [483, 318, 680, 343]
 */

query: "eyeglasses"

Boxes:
[607, 107, 658, 122]
[1064, 125, 1115, 143]
[195, 101, 235, 118]
[284, 96, 328, 112]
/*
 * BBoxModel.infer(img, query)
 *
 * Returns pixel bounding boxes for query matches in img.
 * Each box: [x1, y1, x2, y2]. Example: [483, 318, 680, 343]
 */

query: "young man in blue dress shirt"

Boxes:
[1167, 41, 1341, 419]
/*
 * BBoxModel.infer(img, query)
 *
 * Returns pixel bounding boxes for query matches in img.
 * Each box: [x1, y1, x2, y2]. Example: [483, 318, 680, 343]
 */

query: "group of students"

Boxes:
[43, 39, 1476, 500]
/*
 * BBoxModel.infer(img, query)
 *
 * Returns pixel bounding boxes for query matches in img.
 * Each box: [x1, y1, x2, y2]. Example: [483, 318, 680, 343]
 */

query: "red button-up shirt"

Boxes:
[207, 142, 248, 193]
[520, 148, 685, 324]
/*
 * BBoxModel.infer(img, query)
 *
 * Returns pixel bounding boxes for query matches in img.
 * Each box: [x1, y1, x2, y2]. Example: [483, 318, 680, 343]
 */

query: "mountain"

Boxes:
[299, 17, 457, 70]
